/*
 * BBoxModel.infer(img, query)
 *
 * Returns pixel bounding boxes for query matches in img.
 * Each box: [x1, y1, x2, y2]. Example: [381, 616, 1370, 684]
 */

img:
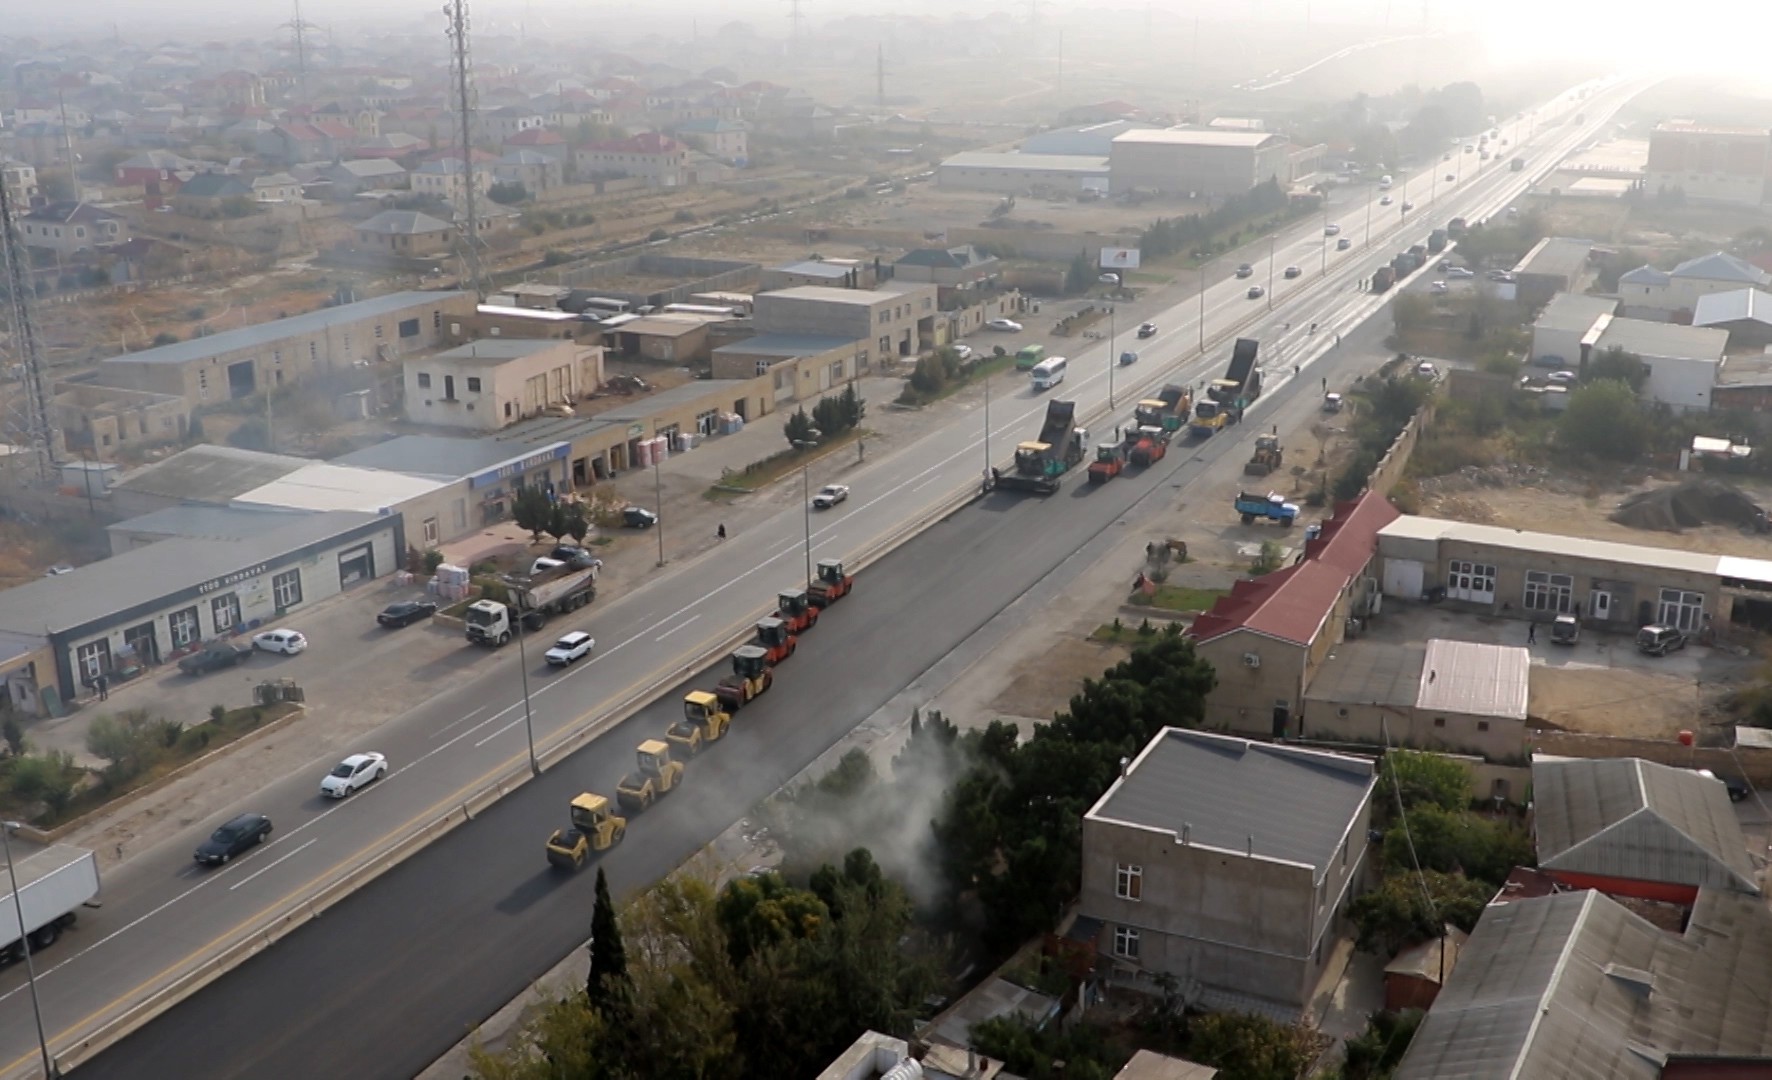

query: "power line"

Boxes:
[282, 0, 318, 101]
[0, 170, 59, 481]
[445, 0, 488, 301]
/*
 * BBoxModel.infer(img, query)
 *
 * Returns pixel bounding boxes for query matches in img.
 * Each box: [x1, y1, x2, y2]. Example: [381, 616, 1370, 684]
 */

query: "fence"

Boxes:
[1531, 729, 1772, 786]
[1365, 400, 1437, 497]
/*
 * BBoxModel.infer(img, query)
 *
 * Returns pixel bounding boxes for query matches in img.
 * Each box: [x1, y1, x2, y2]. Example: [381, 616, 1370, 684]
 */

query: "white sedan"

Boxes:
[320, 752, 387, 799]
[1430, 281, 1450, 294]
[813, 484, 850, 509]
[985, 318, 1023, 332]
[952, 343, 974, 360]
[253, 629, 308, 655]
[545, 631, 595, 666]
[1547, 370, 1578, 384]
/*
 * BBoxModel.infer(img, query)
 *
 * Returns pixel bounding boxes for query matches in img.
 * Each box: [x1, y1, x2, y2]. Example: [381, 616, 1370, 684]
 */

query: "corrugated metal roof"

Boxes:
[100, 292, 469, 366]
[1416, 640, 1529, 721]
[1693, 287, 1772, 328]
[1396, 888, 1772, 1079]
[1375, 516, 1722, 576]
[234, 463, 451, 513]
[1087, 729, 1374, 874]
[1595, 317, 1726, 362]
[1532, 758, 1757, 893]
[713, 333, 856, 357]
[331, 434, 563, 480]
[112, 445, 311, 503]
[1672, 251, 1770, 285]
[1112, 128, 1282, 149]
[1513, 236, 1593, 279]
[1534, 293, 1618, 334]
[940, 151, 1111, 173]
[1307, 642, 1426, 709]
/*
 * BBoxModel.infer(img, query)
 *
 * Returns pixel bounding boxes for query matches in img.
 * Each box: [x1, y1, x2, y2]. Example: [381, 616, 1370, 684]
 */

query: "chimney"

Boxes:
[1119, 755, 1130, 777]
[1247, 834, 1254, 856]
[1181, 823, 1191, 844]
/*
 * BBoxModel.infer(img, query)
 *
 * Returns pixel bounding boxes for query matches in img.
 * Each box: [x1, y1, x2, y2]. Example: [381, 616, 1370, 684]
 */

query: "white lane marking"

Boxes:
[433, 705, 488, 738]
[473, 718, 524, 748]
[228, 839, 318, 892]
[654, 614, 701, 642]
[912, 475, 942, 493]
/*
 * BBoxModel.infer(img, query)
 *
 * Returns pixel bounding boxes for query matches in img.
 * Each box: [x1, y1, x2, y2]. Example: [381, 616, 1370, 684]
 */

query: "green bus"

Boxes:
[1015, 344, 1046, 371]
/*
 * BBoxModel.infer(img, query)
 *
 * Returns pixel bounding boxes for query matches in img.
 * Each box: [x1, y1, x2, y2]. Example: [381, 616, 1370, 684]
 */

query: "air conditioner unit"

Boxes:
[1242, 652, 1261, 669]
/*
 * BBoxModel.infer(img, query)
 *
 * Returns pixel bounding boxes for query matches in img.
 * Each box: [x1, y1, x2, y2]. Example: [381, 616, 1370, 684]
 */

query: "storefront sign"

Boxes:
[471, 443, 569, 489]
[198, 563, 268, 595]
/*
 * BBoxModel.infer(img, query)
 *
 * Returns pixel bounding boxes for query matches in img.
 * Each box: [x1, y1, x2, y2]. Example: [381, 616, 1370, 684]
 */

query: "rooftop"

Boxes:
[610, 315, 720, 337]
[895, 244, 992, 270]
[355, 209, 453, 236]
[758, 285, 912, 307]
[1112, 127, 1283, 149]
[1672, 251, 1771, 285]
[940, 151, 1111, 173]
[1377, 514, 1766, 581]
[1307, 641, 1427, 710]
[769, 259, 853, 280]
[108, 504, 311, 542]
[1694, 287, 1772, 328]
[712, 332, 857, 357]
[1113, 1051, 1219, 1080]
[1654, 120, 1771, 138]
[331, 434, 565, 481]
[112, 445, 311, 503]
[1513, 236, 1593, 280]
[1619, 264, 1671, 286]
[1088, 728, 1375, 876]
[592, 379, 754, 422]
[233, 463, 452, 514]
[1532, 757, 1758, 894]
[1594, 316, 1727, 362]
[330, 158, 407, 177]
[100, 292, 470, 367]
[425, 339, 570, 364]
[1534, 292, 1619, 334]
[1416, 639, 1530, 721]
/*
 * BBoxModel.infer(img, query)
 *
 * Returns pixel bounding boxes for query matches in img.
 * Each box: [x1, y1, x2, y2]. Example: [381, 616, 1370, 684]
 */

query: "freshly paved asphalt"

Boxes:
[26, 79, 1633, 1080]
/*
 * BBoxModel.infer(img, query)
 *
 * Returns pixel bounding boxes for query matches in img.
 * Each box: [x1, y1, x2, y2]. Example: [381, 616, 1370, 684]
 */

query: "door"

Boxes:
[1272, 702, 1290, 738]
[1383, 560, 1424, 599]
[1589, 590, 1612, 622]
[337, 544, 375, 588]
[123, 622, 159, 666]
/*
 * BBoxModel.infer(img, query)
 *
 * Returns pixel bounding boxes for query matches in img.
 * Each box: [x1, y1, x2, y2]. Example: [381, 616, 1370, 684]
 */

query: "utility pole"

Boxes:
[785, 0, 806, 56]
[0, 169, 59, 482]
[1056, 31, 1064, 98]
[876, 45, 888, 109]
[56, 92, 78, 201]
[445, 0, 487, 300]
[283, 0, 317, 103]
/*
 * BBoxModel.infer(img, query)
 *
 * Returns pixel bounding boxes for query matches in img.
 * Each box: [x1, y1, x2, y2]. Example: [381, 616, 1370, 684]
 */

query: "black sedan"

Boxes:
[377, 599, 439, 628]
[176, 642, 252, 675]
[193, 813, 272, 866]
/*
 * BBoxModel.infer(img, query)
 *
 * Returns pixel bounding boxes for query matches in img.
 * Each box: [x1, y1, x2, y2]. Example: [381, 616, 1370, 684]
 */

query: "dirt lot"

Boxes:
[988, 637, 1132, 724]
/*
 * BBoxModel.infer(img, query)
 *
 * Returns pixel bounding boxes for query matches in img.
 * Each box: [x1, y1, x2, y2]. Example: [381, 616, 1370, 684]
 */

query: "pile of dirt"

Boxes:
[1609, 478, 1765, 533]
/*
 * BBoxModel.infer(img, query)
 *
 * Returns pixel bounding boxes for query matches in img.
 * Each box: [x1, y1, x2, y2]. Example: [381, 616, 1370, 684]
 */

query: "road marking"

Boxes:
[228, 840, 317, 892]
[911, 476, 941, 493]
[473, 718, 524, 749]
[654, 614, 701, 642]
[434, 705, 488, 737]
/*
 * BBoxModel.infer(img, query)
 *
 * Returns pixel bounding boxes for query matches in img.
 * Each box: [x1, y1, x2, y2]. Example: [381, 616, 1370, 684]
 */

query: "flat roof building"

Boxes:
[936, 151, 1110, 194]
[1108, 128, 1290, 197]
[402, 338, 605, 432]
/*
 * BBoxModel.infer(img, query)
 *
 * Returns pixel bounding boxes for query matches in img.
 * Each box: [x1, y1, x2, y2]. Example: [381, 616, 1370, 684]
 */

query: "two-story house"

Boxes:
[412, 157, 494, 207]
[403, 339, 606, 432]
[752, 283, 938, 361]
[673, 118, 749, 164]
[493, 150, 564, 194]
[1079, 728, 1377, 1014]
[19, 203, 130, 257]
[575, 132, 690, 188]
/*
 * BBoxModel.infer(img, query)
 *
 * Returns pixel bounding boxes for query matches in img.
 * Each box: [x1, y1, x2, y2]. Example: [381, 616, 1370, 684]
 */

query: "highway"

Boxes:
[4, 77, 1637, 1080]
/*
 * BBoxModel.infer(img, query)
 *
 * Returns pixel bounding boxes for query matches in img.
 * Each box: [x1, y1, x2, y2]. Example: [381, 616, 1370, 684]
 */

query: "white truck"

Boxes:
[464, 561, 599, 647]
[0, 845, 100, 963]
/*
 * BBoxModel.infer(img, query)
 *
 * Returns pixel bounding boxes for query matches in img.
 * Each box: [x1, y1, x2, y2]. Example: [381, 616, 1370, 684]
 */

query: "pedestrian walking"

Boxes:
[717, 524, 727, 541]
[1527, 621, 1537, 645]
[96, 672, 109, 701]
[1322, 377, 1328, 392]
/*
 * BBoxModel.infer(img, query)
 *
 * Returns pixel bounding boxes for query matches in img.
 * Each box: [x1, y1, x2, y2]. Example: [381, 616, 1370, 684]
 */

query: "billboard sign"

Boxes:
[1099, 246, 1142, 270]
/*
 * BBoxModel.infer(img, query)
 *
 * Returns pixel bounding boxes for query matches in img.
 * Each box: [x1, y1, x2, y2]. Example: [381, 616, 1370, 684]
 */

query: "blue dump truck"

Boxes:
[986, 399, 1090, 496]
[1234, 490, 1300, 527]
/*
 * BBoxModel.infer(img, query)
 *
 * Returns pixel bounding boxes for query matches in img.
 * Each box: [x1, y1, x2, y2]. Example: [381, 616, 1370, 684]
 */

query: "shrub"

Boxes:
[647, 228, 668, 241]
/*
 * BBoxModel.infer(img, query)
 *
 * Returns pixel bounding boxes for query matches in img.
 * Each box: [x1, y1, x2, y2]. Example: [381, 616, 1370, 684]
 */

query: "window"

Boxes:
[169, 606, 200, 648]
[210, 593, 241, 633]
[829, 360, 845, 382]
[272, 569, 302, 609]
[505, 401, 515, 418]
[1447, 560, 1496, 603]
[310, 342, 319, 360]
[1477, 720, 1491, 732]
[757, 359, 773, 376]
[374, 323, 384, 340]
[1112, 925, 1140, 959]
[76, 639, 112, 683]
[1523, 570, 1574, 614]
[402, 317, 421, 338]
[877, 311, 888, 325]
[453, 499, 468, 531]
[466, 377, 482, 392]
[423, 517, 440, 544]
[1433, 717, 1446, 727]
[1115, 863, 1142, 901]
[273, 349, 282, 365]
[1658, 588, 1706, 631]
[417, 372, 432, 389]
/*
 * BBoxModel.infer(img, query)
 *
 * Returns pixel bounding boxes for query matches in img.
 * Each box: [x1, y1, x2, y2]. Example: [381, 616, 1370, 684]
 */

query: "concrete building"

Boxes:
[1529, 293, 1619, 366]
[1646, 120, 1771, 207]
[672, 117, 748, 163]
[0, 509, 400, 701]
[411, 157, 493, 207]
[936, 151, 1111, 194]
[18, 203, 128, 256]
[109, 445, 311, 519]
[1395, 888, 1772, 1080]
[575, 133, 690, 188]
[1190, 493, 1398, 738]
[1510, 237, 1592, 305]
[493, 150, 564, 194]
[354, 210, 455, 256]
[318, 158, 408, 197]
[1, 160, 39, 203]
[172, 172, 253, 213]
[711, 333, 872, 403]
[1108, 129, 1291, 196]
[1693, 287, 1772, 347]
[1303, 639, 1531, 767]
[52, 383, 191, 461]
[1079, 728, 1377, 1015]
[602, 315, 718, 363]
[1382, 928, 1466, 1013]
[1375, 515, 1772, 635]
[1021, 120, 1158, 157]
[752, 283, 937, 360]
[500, 128, 569, 163]
[403, 339, 603, 432]
[1591, 317, 1728, 412]
[94, 291, 475, 407]
[250, 173, 302, 202]
[758, 258, 874, 292]
[891, 245, 1000, 288]
[1618, 250, 1772, 319]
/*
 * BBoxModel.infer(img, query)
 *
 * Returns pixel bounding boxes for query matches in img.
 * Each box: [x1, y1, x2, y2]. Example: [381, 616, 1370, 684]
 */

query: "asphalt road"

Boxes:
[4, 77, 1636, 1079]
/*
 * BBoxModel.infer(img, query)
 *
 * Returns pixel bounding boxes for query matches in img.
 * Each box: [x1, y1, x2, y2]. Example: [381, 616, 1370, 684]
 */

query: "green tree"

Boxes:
[1065, 250, 1093, 294]
[1348, 869, 1493, 954]
[716, 871, 829, 965]
[839, 383, 866, 429]
[512, 487, 552, 540]
[1380, 750, 1472, 817]
[811, 395, 848, 439]
[1586, 346, 1648, 392]
[565, 503, 590, 543]
[1251, 539, 1284, 576]
[1187, 1011, 1319, 1080]
[970, 1014, 1122, 1080]
[488, 181, 529, 205]
[1557, 379, 1651, 461]
[1342, 1010, 1424, 1080]
[783, 406, 817, 448]
[1381, 805, 1534, 885]
[586, 867, 629, 1012]
[1334, 451, 1375, 500]
[1, 717, 23, 757]
[6, 751, 75, 816]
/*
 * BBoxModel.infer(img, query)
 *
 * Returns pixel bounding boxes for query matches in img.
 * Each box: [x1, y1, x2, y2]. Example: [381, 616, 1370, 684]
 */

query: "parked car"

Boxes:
[1137, 322, 1158, 338]
[622, 506, 659, 529]
[1402, 200, 1414, 211]
[1098, 272, 1121, 285]
[1380, 195, 1393, 206]
[1283, 265, 1302, 279]
[1119, 351, 1139, 366]
[985, 318, 1022, 332]
[252, 629, 307, 655]
[320, 753, 387, 799]
[1322, 392, 1343, 412]
[1635, 624, 1686, 656]
[951, 343, 974, 360]
[1414, 361, 1439, 379]
[1550, 614, 1580, 645]
[1324, 224, 1341, 236]
[1246, 285, 1265, 299]
[1430, 281, 1449, 294]
[1235, 263, 1254, 278]
[1447, 266, 1474, 279]
[1547, 370, 1578, 384]
[1336, 237, 1353, 251]
[1532, 353, 1566, 369]
[813, 484, 850, 509]
[530, 557, 566, 577]
[193, 813, 271, 866]
[545, 631, 596, 666]
[178, 642, 252, 676]
[1445, 173, 1457, 182]
[378, 599, 438, 628]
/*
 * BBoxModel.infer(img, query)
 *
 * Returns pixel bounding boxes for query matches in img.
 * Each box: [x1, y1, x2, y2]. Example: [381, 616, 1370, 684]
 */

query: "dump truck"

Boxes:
[1427, 228, 1448, 254]
[1134, 384, 1192, 432]
[984, 400, 1090, 496]
[464, 561, 599, 646]
[665, 690, 731, 759]
[0, 845, 98, 963]
[1128, 425, 1171, 467]
[1206, 338, 1263, 414]
[1088, 438, 1131, 483]
[545, 794, 627, 871]
[1244, 434, 1283, 477]
[1372, 266, 1396, 293]
[774, 589, 820, 634]
[615, 739, 685, 812]
[750, 617, 798, 665]
[715, 645, 774, 711]
[1235, 491, 1300, 527]
[807, 558, 853, 607]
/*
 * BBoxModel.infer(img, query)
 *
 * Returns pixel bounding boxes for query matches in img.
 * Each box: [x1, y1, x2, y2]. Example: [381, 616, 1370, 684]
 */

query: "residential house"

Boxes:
[257, 121, 357, 165]
[1079, 728, 1377, 1014]
[1692, 287, 1772, 347]
[493, 150, 564, 194]
[250, 173, 302, 202]
[10, 121, 75, 169]
[172, 172, 254, 214]
[673, 118, 748, 163]
[18, 203, 129, 256]
[114, 150, 200, 189]
[126, 113, 192, 148]
[403, 339, 606, 432]
[223, 118, 277, 146]
[500, 127, 569, 162]
[412, 157, 493, 207]
[1618, 250, 1772, 320]
[0, 160, 38, 203]
[319, 159, 409, 197]
[891, 245, 1001, 288]
[477, 105, 545, 144]
[355, 132, 428, 159]
[575, 132, 690, 188]
[354, 210, 456, 256]
[752, 283, 938, 360]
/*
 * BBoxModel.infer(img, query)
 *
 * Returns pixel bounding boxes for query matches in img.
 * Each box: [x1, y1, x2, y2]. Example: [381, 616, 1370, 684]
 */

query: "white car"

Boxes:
[1446, 266, 1474, 279]
[320, 752, 387, 798]
[1401, 201, 1414, 211]
[530, 557, 566, 577]
[253, 629, 307, 655]
[1547, 370, 1578, 384]
[1380, 195, 1393, 206]
[1430, 281, 1449, 294]
[813, 484, 850, 509]
[1415, 361, 1439, 379]
[985, 318, 1023, 332]
[545, 631, 595, 666]
[1324, 224, 1341, 236]
[952, 343, 974, 360]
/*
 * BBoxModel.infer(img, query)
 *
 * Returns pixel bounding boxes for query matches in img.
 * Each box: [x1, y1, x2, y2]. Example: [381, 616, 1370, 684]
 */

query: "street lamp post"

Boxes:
[1266, 234, 1276, 310]
[1321, 197, 1329, 276]
[1365, 190, 1373, 249]
[983, 371, 991, 475]
[793, 440, 816, 586]
[1198, 269, 1207, 353]
[1107, 304, 1117, 409]
[512, 607, 540, 777]
[651, 430, 666, 569]
[2, 822, 57, 1079]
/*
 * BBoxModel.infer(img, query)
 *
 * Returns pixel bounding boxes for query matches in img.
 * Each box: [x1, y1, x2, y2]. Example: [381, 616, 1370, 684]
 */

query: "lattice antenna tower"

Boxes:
[785, 0, 807, 55]
[876, 45, 889, 109]
[445, 0, 488, 300]
[283, 0, 319, 102]
[0, 173, 59, 481]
